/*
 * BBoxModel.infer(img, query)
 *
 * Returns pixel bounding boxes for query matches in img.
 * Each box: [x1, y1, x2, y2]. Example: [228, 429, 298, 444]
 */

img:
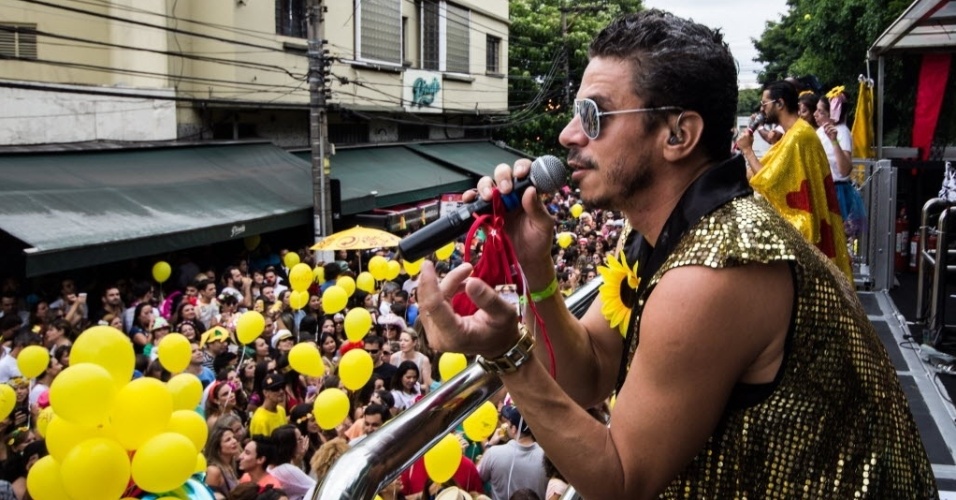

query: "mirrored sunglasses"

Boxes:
[573, 98, 682, 140]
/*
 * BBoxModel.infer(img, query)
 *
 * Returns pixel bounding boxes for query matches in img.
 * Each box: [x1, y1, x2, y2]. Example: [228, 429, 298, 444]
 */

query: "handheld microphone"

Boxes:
[747, 112, 766, 134]
[397, 155, 567, 262]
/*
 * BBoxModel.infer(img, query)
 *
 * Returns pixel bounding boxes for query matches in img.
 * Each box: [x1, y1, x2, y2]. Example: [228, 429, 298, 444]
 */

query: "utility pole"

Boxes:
[560, 3, 605, 106]
[308, 0, 333, 247]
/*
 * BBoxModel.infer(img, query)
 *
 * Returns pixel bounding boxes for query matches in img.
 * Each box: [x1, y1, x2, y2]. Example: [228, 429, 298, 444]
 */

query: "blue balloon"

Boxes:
[139, 476, 216, 500]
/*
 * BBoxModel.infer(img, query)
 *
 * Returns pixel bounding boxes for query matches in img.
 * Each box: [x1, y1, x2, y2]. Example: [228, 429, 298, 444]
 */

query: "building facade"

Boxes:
[0, 0, 509, 147]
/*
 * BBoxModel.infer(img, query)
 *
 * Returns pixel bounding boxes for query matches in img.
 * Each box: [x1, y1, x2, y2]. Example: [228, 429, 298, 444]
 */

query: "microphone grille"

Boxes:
[529, 155, 568, 194]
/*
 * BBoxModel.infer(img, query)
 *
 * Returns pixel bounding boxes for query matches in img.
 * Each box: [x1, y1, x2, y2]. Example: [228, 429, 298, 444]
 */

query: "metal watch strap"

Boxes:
[477, 323, 535, 375]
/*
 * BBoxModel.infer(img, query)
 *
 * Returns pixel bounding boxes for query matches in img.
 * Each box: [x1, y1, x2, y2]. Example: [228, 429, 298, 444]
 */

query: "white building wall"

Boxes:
[0, 83, 177, 145]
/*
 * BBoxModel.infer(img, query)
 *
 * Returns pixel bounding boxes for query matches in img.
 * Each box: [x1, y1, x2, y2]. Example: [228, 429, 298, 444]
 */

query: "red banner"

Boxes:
[913, 53, 952, 160]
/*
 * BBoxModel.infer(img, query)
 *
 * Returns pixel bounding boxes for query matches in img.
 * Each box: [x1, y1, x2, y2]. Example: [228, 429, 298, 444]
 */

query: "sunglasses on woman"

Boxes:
[573, 97, 682, 140]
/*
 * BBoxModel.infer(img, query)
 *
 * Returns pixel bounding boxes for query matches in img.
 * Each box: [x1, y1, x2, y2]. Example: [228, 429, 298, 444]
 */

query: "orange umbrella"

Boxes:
[310, 226, 402, 251]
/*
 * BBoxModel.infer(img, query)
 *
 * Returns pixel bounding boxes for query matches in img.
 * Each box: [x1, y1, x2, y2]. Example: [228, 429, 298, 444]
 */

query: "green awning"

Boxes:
[296, 146, 476, 216]
[0, 143, 312, 277]
[406, 141, 528, 177]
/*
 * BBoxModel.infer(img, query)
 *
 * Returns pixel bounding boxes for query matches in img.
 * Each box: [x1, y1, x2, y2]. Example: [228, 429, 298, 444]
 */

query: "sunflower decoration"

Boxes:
[597, 252, 640, 337]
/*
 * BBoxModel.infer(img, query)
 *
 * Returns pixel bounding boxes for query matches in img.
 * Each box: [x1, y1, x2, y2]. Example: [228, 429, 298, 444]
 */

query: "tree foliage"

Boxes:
[495, 0, 644, 158]
[752, 0, 919, 144]
[738, 88, 762, 116]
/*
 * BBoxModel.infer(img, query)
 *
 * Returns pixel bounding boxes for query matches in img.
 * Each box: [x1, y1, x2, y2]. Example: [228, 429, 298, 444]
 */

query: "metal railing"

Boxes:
[915, 198, 956, 346]
[314, 278, 602, 499]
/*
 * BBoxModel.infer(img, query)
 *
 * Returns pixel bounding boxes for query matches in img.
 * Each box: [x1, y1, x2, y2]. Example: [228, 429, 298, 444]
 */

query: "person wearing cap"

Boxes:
[377, 313, 406, 342]
[142, 316, 170, 360]
[249, 372, 288, 439]
[201, 327, 230, 372]
[271, 329, 295, 355]
[476, 405, 547, 500]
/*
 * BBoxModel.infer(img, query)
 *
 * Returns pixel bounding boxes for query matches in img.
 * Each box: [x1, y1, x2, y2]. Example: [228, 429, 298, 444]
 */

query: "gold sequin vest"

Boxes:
[628, 195, 937, 499]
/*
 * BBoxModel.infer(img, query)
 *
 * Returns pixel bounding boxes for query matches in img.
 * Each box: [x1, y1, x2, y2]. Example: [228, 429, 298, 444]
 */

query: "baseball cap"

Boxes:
[501, 405, 531, 435]
[262, 372, 285, 391]
[271, 329, 294, 349]
[200, 326, 230, 348]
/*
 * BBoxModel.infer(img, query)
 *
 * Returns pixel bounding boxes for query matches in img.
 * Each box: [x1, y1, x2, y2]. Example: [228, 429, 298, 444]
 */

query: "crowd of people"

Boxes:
[0, 8, 937, 500]
[0, 175, 620, 499]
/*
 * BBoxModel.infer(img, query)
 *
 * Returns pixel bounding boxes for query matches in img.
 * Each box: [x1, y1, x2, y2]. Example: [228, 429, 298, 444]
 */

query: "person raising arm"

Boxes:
[417, 10, 934, 500]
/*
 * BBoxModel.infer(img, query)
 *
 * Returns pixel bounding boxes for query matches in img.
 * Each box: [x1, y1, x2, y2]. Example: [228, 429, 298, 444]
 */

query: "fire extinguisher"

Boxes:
[896, 207, 909, 271]
[911, 229, 938, 272]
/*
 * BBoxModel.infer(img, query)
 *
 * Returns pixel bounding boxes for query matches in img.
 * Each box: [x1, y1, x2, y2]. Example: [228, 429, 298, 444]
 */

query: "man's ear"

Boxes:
[662, 111, 703, 160]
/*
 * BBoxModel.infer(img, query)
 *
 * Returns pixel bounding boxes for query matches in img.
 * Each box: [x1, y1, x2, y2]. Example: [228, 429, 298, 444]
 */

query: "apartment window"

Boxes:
[0, 23, 37, 59]
[276, 0, 307, 38]
[419, 1, 470, 74]
[486, 35, 500, 74]
[445, 3, 469, 73]
[357, 0, 402, 65]
[421, 0, 440, 70]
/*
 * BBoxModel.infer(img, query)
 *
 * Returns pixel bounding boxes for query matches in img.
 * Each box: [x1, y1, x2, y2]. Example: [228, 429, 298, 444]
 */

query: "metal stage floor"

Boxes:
[862, 288, 956, 496]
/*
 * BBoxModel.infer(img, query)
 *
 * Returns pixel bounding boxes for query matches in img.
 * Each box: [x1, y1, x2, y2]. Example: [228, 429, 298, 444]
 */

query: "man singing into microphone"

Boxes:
[416, 9, 935, 499]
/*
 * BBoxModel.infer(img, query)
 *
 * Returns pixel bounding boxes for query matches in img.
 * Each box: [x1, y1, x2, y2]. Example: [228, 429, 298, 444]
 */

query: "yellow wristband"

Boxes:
[529, 277, 558, 302]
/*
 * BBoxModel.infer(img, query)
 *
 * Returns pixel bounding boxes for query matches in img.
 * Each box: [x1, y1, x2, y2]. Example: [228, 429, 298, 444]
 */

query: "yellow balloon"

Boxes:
[60, 437, 131, 500]
[157, 333, 191, 374]
[0, 385, 14, 421]
[322, 285, 348, 314]
[438, 352, 467, 381]
[385, 260, 401, 281]
[195, 453, 207, 474]
[403, 258, 424, 276]
[27, 455, 71, 500]
[167, 373, 203, 411]
[355, 272, 376, 294]
[289, 263, 313, 292]
[313, 266, 326, 284]
[152, 261, 172, 283]
[72, 325, 135, 388]
[236, 311, 265, 345]
[570, 203, 584, 218]
[18, 345, 50, 379]
[50, 363, 116, 426]
[131, 432, 196, 493]
[424, 433, 462, 484]
[312, 388, 350, 430]
[462, 401, 498, 442]
[338, 349, 373, 391]
[344, 308, 373, 342]
[167, 409, 208, 452]
[283, 251, 301, 268]
[35, 406, 54, 438]
[45, 415, 115, 462]
[337, 276, 356, 297]
[289, 290, 309, 311]
[368, 256, 388, 281]
[243, 234, 261, 251]
[557, 232, 575, 249]
[288, 343, 324, 378]
[112, 377, 174, 450]
[436, 242, 455, 261]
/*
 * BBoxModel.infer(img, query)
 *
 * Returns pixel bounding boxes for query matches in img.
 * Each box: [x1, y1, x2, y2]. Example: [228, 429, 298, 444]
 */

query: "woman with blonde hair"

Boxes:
[310, 437, 349, 483]
[390, 328, 432, 388]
